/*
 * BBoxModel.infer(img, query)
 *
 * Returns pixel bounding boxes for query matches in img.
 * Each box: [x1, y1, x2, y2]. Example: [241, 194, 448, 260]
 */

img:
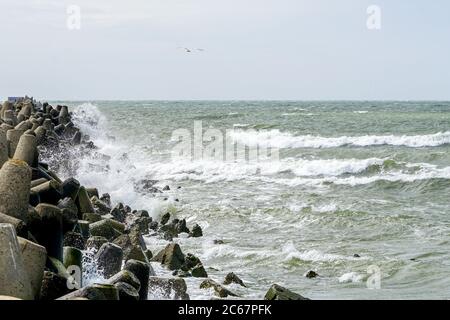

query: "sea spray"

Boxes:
[81, 248, 106, 287]
[42, 103, 178, 220]
[38, 100, 450, 300]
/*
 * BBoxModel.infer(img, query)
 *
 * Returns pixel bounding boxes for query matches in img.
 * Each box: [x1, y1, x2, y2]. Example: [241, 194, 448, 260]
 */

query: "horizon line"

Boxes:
[3, 96, 450, 103]
[44, 98, 450, 102]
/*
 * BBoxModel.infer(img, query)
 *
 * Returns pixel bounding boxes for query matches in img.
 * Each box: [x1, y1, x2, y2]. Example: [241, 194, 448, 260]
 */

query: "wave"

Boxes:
[353, 110, 369, 114]
[137, 157, 394, 184]
[282, 242, 356, 263]
[338, 272, 364, 283]
[45, 102, 450, 300]
[229, 129, 450, 148]
[61, 103, 450, 194]
[332, 166, 450, 186]
[140, 156, 450, 187]
[233, 123, 250, 128]
[270, 165, 450, 187]
[54, 103, 179, 219]
[70, 103, 108, 143]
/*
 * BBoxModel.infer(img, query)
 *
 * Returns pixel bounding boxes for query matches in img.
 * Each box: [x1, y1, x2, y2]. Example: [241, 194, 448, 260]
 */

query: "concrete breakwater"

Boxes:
[0, 97, 306, 300]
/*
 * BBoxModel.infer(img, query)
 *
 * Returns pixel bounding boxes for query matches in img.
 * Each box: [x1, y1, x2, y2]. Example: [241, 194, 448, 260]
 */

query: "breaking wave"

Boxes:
[61, 103, 450, 190]
[229, 129, 450, 148]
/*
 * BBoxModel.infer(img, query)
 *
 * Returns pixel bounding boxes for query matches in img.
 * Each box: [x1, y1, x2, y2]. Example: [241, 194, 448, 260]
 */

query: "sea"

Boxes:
[47, 100, 450, 300]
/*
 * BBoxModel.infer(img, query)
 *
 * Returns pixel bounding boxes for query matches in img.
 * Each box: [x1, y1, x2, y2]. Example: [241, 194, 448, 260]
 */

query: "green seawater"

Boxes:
[52, 100, 450, 299]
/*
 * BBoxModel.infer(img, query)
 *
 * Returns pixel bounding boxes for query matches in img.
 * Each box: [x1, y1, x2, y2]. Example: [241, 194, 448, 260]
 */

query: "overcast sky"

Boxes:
[1, 0, 449, 100]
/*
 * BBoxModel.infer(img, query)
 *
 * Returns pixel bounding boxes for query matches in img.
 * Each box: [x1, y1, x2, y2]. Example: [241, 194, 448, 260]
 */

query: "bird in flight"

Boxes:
[177, 46, 205, 53]
[177, 47, 191, 53]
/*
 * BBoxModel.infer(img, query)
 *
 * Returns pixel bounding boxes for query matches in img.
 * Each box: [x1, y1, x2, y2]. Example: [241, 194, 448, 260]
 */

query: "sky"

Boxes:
[0, 0, 449, 100]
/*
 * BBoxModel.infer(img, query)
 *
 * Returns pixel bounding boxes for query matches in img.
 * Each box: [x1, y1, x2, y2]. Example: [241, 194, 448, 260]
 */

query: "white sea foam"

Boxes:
[59, 102, 450, 300]
[271, 165, 450, 187]
[290, 158, 384, 176]
[71, 103, 108, 144]
[338, 272, 364, 283]
[201, 243, 273, 260]
[229, 129, 450, 148]
[68, 103, 450, 191]
[164, 159, 450, 188]
[68, 103, 178, 219]
[134, 157, 389, 185]
[282, 242, 348, 263]
[312, 203, 338, 213]
[288, 204, 310, 212]
[233, 123, 250, 128]
[82, 248, 106, 287]
[330, 165, 450, 186]
[353, 110, 369, 114]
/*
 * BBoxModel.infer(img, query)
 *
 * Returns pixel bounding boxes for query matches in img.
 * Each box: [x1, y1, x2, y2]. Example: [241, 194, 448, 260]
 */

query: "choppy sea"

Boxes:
[47, 101, 450, 299]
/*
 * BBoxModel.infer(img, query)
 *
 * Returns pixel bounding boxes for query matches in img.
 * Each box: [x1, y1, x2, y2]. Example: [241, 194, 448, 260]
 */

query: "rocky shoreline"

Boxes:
[0, 97, 307, 300]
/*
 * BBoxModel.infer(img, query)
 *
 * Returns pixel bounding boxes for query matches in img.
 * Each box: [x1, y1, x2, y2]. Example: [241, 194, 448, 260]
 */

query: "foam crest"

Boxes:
[338, 272, 364, 283]
[229, 129, 450, 148]
[138, 157, 390, 185]
[282, 241, 351, 263]
[62, 104, 450, 192]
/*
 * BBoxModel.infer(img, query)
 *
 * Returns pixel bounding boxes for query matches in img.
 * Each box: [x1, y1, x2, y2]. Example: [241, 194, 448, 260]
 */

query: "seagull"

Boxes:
[177, 46, 205, 53]
[177, 46, 192, 53]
